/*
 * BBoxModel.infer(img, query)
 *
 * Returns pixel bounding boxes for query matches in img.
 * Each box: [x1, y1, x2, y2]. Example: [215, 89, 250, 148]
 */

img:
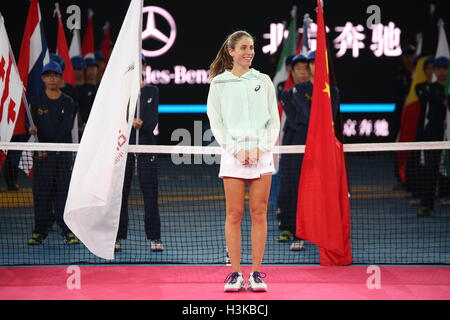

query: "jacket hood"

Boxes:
[212, 68, 261, 83]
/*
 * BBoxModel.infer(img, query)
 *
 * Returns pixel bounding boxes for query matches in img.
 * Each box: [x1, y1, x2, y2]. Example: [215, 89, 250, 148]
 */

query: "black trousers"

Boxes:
[117, 153, 161, 240]
[3, 153, 19, 188]
[420, 150, 442, 210]
[405, 151, 424, 198]
[32, 152, 72, 236]
[278, 153, 303, 235]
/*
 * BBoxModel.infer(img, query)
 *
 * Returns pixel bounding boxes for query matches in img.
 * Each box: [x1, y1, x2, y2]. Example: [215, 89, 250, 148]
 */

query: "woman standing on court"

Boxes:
[207, 30, 280, 292]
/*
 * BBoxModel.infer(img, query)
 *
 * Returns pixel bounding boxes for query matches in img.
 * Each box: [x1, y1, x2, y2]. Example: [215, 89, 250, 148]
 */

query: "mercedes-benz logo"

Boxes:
[142, 6, 176, 58]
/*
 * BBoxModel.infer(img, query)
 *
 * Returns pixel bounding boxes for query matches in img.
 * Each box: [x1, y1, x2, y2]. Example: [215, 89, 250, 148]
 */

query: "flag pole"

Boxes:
[136, 0, 143, 147]
[134, 0, 143, 175]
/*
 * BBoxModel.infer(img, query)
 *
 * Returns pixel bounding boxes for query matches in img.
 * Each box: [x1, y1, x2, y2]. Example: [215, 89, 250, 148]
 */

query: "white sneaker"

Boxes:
[290, 239, 305, 251]
[224, 272, 245, 292]
[151, 239, 164, 251]
[248, 272, 267, 292]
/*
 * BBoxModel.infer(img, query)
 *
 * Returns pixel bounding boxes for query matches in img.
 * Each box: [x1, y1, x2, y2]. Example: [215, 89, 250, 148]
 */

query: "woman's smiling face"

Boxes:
[228, 36, 254, 70]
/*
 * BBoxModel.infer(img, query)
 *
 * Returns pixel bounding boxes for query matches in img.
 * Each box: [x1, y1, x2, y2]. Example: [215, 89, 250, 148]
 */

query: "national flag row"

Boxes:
[397, 18, 450, 182]
[0, 0, 143, 260]
[0, 0, 112, 172]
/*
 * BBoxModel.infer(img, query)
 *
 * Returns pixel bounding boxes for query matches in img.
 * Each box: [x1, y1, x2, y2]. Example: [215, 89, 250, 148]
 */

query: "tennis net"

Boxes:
[0, 141, 449, 265]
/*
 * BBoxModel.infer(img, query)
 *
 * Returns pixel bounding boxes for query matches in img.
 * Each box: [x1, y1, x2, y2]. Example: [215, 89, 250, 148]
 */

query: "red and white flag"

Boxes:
[55, 3, 75, 85]
[15, 0, 50, 178]
[81, 9, 95, 59]
[0, 15, 23, 146]
[0, 14, 24, 170]
[100, 22, 112, 62]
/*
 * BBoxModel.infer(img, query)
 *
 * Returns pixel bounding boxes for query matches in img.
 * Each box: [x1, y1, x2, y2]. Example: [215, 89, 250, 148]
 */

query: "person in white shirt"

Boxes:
[207, 30, 280, 292]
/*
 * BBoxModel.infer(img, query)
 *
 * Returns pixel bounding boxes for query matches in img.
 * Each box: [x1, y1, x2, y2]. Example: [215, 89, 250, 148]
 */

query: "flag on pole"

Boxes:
[296, 0, 352, 266]
[100, 22, 112, 62]
[282, 13, 312, 93]
[14, 0, 49, 178]
[81, 9, 95, 59]
[64, 0, 143, 260]
[396, 58, 428, 183]
[434, 20, 450, 64]
[0, 14, 23, 144]
[16, 0, 49, 135]
[272, 7, 297, 170]
[300, 14, 312, 56]
[272, 6, 298, 95]
[275, 13, 311, 162]
[55, 3, 75, 85]
[54, 3, 78, 144]
[0, 14, 24, 169]
[434, 19, 450, 176]
[69, 29, 81, 58]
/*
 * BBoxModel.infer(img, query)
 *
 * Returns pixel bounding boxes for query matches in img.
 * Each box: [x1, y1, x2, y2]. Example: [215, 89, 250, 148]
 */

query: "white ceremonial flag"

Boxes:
[0, 14, 24, 144]
[64, 0, 143, 260]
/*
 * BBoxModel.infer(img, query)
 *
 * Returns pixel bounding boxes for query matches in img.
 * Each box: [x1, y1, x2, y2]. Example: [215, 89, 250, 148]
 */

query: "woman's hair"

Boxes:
[209, 30, 254, 79]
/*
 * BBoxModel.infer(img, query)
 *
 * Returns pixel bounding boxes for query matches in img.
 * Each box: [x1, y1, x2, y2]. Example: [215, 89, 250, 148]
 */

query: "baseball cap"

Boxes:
[291, 53, 308, 66]
[85, 58, 98, 67]
[433, 56, 449, 68]
[422, 56, 435, 69]
[50, 53, 66, 72]
[71, 56, 87, 69]
[95, 51, 106, 61]
[41, 61, 62, 75]
[285, 55, 295, 66]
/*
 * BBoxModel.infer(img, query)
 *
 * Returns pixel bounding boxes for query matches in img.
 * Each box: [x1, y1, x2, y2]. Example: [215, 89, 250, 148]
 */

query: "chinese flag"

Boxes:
[296, 0, 352, 266]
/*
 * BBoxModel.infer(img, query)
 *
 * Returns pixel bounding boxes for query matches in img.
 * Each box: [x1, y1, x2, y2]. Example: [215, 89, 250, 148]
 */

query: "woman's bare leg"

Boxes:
[223, 177, 246, 273]
[248, 175, 272, 272]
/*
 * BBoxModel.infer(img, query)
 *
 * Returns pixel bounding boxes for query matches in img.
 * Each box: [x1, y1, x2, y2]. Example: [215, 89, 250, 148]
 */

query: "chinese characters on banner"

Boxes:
[343, 118, 390, 138]
[263, 21, 402, 58]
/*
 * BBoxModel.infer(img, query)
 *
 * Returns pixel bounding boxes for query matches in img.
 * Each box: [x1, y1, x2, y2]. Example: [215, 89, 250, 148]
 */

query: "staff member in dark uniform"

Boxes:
[27, 62, 78, 245]
[277, 53, 309, 243]
[115, 55, 163, 252]
[71, 56, 86, 87]
[406, 56, 434, 204]
[50, 53, 79, 104]
[417, 56, 450, 217]
[279, 51, 340, 251]
[77, 58, 98, 140]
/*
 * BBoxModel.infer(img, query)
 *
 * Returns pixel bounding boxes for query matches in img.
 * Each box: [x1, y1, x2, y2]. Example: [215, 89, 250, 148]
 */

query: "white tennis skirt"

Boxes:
[219, 151, 276, 179]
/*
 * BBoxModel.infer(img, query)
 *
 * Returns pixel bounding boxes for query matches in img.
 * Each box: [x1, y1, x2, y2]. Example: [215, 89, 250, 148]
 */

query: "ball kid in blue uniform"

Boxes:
[27, 62, 78, 245]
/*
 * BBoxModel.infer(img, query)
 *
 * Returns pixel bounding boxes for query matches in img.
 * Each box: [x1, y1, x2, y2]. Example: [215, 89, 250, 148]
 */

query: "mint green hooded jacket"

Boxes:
[206, 69, 280, 155]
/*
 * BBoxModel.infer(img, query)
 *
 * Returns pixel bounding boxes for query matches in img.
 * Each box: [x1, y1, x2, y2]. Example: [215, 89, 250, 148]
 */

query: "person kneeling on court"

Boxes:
[27, 62, 79, 245]
[114, 55, 164, 253]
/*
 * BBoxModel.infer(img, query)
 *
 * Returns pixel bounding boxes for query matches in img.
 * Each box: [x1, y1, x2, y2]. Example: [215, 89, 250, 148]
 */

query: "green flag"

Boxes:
[272, 6, 297, 90]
